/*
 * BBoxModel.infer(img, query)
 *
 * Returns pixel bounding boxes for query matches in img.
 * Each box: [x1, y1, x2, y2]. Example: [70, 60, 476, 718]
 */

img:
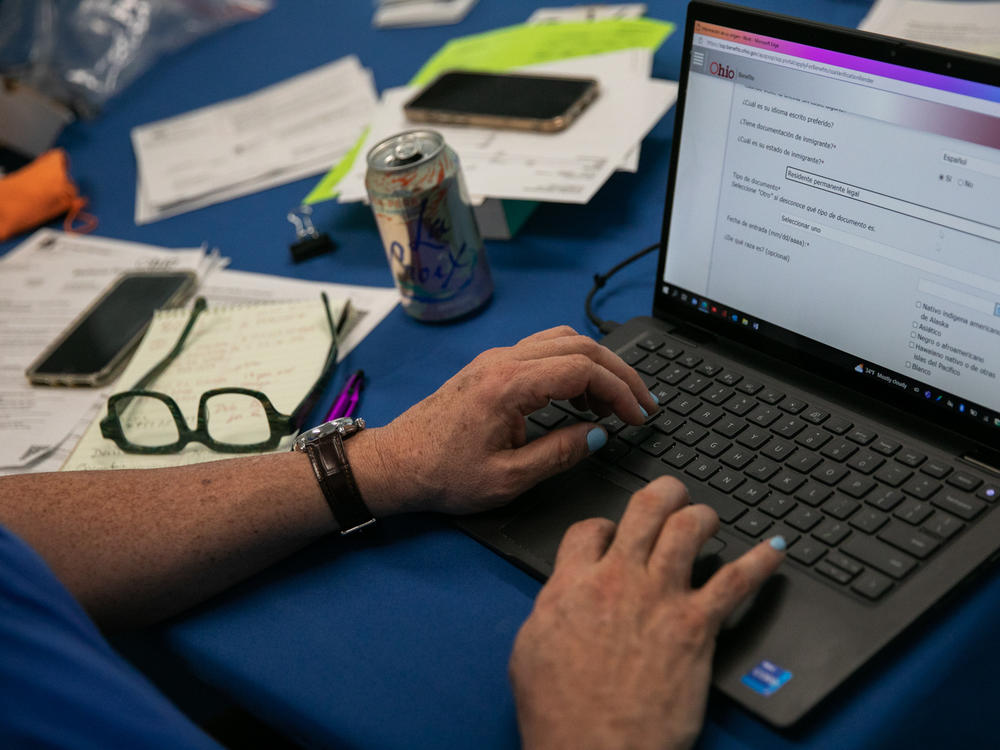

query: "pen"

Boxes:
[324, 369, 364, 421]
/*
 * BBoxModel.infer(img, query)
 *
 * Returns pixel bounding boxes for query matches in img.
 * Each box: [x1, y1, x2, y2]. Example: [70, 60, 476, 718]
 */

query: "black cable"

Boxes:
[585, 241, 660, 334]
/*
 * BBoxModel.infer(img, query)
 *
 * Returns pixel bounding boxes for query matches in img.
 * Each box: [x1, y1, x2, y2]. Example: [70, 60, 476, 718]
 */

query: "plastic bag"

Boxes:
[0, 0, 273, 118]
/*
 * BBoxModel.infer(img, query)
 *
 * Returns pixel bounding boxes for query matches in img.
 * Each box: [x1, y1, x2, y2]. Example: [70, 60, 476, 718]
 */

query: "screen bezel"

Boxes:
[653, 0, 1000, 451]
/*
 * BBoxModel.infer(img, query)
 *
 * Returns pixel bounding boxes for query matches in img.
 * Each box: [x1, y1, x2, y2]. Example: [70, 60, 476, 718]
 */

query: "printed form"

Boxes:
[0, 231, 223, 471]
[132, 55, 377, 223]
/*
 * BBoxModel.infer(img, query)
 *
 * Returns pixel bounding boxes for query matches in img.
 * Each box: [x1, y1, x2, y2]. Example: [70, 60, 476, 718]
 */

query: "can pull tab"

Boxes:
[390, 140, 422, 166]
[288, 205, 337, 263]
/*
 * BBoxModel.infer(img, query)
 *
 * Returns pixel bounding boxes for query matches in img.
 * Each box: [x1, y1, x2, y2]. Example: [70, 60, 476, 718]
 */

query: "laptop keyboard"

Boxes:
[526, 331, 999, 602]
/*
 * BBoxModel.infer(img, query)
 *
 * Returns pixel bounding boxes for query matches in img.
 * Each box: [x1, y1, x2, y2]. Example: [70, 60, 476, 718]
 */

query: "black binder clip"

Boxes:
[288, 205, 337, 263]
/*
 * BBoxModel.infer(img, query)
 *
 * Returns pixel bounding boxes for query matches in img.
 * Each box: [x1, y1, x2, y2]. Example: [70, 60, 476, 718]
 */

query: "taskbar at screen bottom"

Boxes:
[660, 283, 1000, 445]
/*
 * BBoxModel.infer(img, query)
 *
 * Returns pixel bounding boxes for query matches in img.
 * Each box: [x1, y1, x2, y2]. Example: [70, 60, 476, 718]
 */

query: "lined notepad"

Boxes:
[62, 298, 342, 471]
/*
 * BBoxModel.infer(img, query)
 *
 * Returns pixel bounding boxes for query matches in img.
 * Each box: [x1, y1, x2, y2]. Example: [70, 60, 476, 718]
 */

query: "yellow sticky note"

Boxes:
[303, 127, 369, 205]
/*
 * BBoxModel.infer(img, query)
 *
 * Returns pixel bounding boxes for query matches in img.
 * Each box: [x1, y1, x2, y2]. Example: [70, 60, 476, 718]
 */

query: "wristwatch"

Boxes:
[293, 417, 375, 535]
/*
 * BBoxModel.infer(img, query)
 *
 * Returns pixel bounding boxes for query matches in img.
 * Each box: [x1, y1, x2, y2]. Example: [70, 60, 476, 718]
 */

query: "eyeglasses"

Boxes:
[100, 294, 339, 454]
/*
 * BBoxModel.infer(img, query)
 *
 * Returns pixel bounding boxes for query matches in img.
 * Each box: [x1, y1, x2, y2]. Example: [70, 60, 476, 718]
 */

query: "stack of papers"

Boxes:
[0, 230, 399, 476]
[305, 15, 676, 209]
[335, 49, 677, 205]
[0, 230, 226, 473]
[131, 55, 377, 223]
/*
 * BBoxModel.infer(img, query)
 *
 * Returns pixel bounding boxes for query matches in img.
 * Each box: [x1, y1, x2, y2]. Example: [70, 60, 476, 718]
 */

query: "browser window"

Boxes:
[665, 21, 1000, 419]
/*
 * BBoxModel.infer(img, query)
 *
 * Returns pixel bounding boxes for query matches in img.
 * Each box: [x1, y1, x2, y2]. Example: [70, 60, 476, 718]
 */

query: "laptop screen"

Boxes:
[658, 4, 1000, 448]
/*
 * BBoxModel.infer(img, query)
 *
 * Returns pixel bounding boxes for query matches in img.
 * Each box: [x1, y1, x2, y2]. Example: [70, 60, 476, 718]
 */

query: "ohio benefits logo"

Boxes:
[710, 61, 736, 79]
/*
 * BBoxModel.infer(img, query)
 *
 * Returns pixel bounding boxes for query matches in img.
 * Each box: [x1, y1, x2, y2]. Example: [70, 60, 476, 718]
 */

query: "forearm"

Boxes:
[0, 440, 385, 629]
[0, 327, 655, 629]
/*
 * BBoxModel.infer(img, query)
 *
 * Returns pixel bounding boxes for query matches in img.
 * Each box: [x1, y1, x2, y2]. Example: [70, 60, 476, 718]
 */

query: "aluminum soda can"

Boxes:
[365, 130, 493, 322]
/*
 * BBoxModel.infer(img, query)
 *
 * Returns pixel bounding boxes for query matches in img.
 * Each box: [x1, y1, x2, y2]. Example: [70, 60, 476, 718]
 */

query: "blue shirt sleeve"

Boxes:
[0, 523, 224, 749]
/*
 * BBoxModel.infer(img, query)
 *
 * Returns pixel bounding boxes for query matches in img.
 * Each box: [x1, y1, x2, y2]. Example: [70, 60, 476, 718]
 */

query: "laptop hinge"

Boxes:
[668, 322, 716, 346]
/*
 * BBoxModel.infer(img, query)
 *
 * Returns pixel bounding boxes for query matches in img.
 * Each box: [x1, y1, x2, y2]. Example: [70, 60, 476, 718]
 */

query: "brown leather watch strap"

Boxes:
[304, 431, 375, 534]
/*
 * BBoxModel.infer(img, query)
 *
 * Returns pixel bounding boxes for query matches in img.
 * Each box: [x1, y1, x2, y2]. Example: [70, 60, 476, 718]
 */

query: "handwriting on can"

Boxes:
[388, 197, 477, 301]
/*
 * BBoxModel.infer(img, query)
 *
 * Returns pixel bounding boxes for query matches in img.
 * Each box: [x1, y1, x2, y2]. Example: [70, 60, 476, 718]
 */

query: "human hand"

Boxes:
[353, 326, 658, 517]
[508, 476, 785, 750]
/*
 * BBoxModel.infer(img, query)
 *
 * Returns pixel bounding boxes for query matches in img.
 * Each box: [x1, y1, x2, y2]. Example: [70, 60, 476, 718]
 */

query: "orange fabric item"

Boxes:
[0, 148, 96, 241]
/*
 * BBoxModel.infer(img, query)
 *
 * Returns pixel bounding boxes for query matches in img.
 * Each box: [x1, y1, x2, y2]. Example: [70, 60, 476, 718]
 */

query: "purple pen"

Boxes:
[340, 382, 362, 419]
[324, 370, 364, 421]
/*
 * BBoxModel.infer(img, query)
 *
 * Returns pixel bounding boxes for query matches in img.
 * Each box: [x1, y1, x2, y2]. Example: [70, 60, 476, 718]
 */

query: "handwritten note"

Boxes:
[62, 298, 338, 471]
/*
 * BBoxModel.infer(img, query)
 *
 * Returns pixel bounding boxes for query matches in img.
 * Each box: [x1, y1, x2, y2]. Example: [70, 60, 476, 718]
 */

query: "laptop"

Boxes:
[458, 0, 1000, 728]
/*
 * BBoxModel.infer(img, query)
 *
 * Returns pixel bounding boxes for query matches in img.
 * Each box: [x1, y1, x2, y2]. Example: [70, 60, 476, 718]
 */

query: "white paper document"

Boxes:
[373, 0, 479, 28]
[526, 7, 651, 174]
[0, 230, 224, 472]
[527, 4, 647, 23]
[860, 0, 1000, 58]
[132, 55, 377, 223]
[337, 50, 677, 205]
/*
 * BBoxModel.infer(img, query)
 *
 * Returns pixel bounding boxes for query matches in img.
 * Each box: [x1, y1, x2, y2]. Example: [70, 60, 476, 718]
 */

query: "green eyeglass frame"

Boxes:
[99, 294, 340, 454]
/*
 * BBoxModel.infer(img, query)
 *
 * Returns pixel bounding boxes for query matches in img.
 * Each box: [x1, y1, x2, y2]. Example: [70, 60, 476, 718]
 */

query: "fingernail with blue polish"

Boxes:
[640, 406, 649, 418]
[587, 427, 608, 453]
[769, 535, 787, 552]
[649, 390, 660, 405]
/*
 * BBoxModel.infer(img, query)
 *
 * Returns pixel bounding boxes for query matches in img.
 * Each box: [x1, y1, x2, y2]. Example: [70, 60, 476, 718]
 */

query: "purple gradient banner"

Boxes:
[695, 21, 1000, 103]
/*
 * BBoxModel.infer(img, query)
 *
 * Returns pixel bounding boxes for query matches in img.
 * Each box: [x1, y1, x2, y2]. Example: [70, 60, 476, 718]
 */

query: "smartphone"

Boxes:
[403, 70, 599, 132]
[25, 271, 197, 387]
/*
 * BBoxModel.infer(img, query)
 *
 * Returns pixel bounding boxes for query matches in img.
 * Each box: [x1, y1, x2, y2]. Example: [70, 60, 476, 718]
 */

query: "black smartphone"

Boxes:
[404, 70, 599, 132]
[25, 271, 197, 387]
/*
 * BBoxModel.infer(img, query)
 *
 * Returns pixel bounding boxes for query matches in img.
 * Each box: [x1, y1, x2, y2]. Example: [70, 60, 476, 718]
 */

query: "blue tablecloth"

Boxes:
[5, 1, 998, 748]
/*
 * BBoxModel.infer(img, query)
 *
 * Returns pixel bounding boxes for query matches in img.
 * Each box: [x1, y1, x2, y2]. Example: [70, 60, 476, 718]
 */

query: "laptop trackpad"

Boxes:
[501, 468, 727, 572]
[501, 470, 632, 567]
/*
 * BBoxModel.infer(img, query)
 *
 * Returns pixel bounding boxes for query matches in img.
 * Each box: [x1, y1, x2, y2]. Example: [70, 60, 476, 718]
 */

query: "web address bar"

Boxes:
[696, 35, 875, 85]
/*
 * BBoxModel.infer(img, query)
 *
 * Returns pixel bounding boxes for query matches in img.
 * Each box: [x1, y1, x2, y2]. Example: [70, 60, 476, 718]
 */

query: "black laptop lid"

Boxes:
[655, 1, 1000, 454]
